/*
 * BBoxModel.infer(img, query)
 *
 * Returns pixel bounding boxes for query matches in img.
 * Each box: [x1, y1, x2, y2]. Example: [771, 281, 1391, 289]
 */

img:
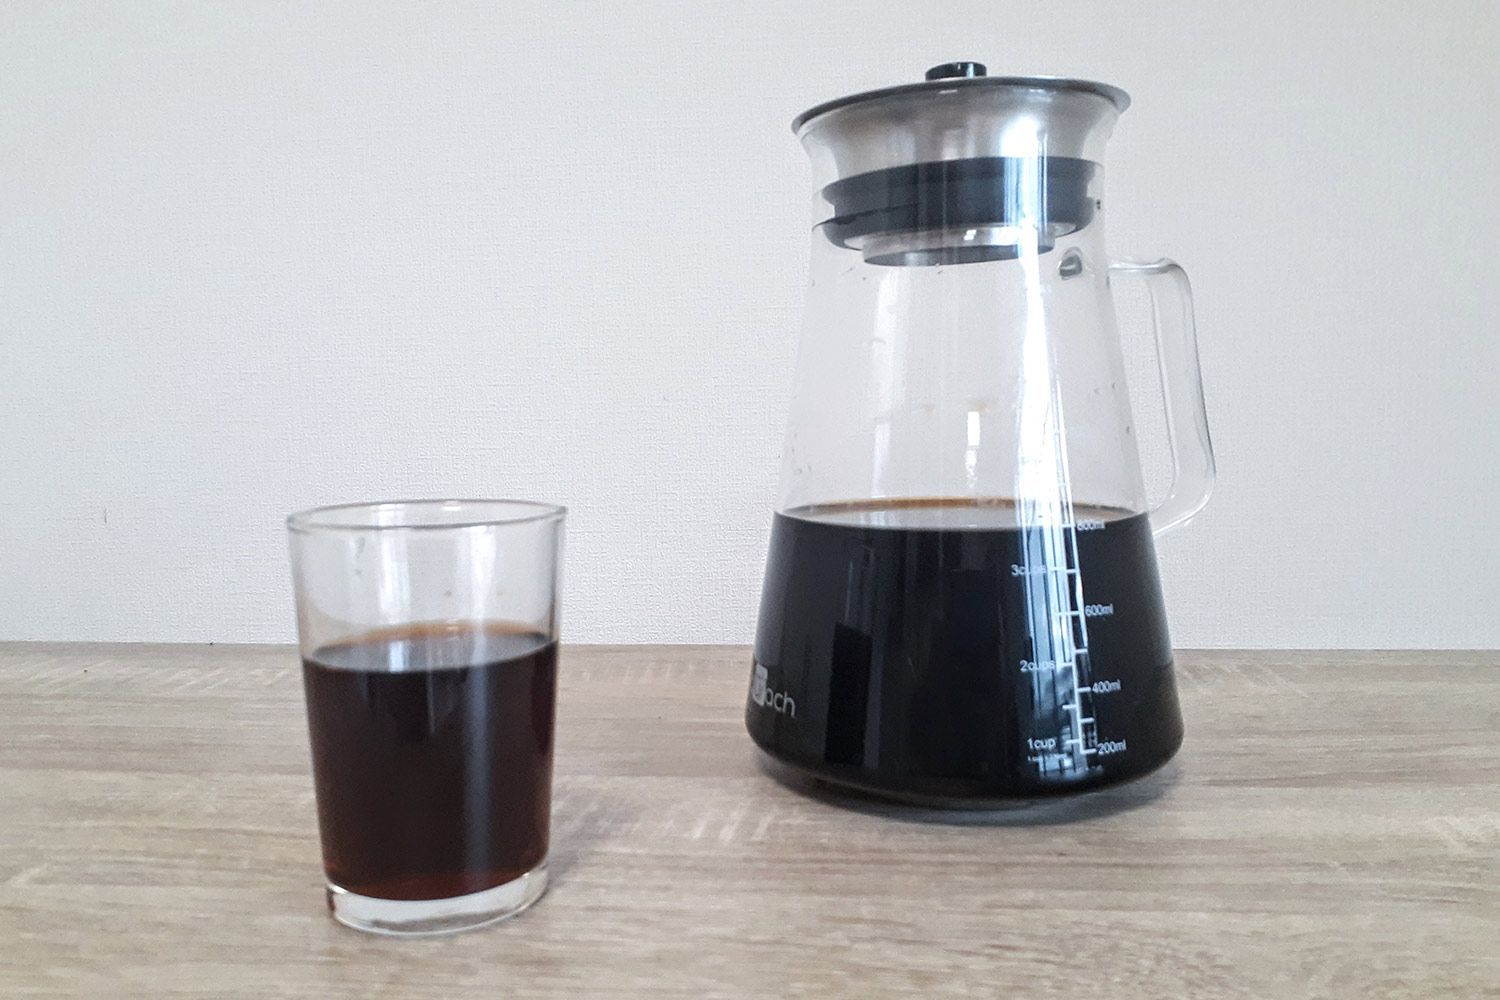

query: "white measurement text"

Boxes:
[1019, 659, 1067, 674]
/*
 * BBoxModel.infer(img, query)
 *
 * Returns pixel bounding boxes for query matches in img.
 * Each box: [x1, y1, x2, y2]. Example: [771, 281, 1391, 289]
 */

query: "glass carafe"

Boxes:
[746, 63, 1214, 805]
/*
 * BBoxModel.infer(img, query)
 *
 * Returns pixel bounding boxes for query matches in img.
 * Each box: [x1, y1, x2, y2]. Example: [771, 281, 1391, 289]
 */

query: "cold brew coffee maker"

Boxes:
[747, 63, 1214, 805]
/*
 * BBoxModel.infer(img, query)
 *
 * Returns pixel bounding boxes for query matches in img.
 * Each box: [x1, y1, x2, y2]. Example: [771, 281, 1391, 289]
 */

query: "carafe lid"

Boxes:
[795, 63, 1129, 265]
[793, 62, 1129, 133]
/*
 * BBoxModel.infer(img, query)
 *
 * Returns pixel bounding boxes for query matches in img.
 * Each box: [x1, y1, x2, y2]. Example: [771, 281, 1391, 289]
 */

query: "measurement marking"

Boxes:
[1014, 406, 1109, 778]
[1023, 659, 1078, 672]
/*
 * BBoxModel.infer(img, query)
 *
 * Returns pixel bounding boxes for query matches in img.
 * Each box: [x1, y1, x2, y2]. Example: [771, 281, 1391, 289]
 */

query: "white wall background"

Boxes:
[3, 1, 1497, 648]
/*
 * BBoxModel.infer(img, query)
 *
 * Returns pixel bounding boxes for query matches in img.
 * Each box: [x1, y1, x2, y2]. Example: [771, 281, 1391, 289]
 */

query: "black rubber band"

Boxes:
[819, 156, 1097, 254]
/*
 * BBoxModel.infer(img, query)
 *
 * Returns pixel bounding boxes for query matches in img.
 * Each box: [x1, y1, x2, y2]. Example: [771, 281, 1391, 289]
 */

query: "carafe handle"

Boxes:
[1109, 259, 1216, 537]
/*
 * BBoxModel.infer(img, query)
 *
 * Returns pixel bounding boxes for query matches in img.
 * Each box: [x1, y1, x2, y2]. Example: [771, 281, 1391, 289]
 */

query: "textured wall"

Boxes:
[3, 2, 1497, 647]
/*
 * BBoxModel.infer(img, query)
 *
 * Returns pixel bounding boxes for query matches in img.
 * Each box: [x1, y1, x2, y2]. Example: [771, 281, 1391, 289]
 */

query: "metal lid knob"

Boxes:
[925, 61, 987, 81]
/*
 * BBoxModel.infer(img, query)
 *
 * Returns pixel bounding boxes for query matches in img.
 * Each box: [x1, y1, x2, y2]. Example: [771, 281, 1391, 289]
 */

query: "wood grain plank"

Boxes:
[1, 644, 1497, 998]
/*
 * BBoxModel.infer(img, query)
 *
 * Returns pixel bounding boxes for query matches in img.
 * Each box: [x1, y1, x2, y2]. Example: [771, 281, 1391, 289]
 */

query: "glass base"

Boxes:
[327, 862, 549, 936]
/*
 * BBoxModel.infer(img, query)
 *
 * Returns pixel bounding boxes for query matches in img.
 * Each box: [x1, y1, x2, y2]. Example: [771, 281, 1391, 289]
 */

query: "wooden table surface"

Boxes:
[2, 644, 1497, 999]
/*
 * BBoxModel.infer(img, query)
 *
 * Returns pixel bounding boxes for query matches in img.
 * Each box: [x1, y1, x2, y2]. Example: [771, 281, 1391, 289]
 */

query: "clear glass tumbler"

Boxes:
[287, 499, 565, 935]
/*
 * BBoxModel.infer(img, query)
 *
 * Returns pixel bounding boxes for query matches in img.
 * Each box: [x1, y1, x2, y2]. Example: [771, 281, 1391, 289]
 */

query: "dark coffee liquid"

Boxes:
[748, 499, 1182, 802]
[302, 625, 556, 900]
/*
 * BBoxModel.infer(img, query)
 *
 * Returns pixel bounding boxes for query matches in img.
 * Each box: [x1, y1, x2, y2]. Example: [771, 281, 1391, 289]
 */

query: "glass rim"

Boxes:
[287, 498, 567, 535]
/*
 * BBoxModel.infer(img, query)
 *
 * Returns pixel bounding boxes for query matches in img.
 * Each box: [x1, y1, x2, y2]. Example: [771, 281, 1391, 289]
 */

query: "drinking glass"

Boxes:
[287, 499, 565, 935]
